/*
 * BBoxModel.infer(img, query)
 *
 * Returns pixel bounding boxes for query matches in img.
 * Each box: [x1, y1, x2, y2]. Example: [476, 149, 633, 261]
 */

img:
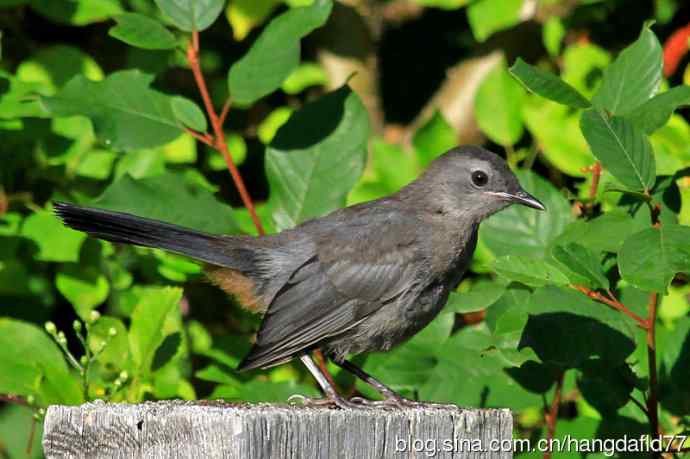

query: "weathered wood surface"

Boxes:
[43, 400, 513, 458]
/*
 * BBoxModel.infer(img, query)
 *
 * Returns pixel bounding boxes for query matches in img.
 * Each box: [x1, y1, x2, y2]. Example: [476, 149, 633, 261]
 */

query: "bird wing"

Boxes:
[237, 209, 427, 370]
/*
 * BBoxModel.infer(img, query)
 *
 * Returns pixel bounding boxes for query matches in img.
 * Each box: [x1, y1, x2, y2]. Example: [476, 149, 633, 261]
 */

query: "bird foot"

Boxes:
[287, 393, 366, 410]
[288, 393, 457, 410]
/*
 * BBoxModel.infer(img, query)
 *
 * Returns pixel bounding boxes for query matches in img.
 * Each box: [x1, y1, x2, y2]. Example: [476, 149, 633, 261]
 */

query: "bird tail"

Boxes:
[54, 201, 246, 269]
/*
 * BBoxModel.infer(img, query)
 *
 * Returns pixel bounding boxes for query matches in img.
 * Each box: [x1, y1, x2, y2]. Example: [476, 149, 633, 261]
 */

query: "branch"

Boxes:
[588, 161, 602, 202]
[0, 394, 30, 406]
[186, 32, 265, 235]
[571, 285, 648, 328]
[218, 97, 232, 127]
[646, 292, 660, 445]
[184, 127, 214, 147]
[543, 373, 564, 459]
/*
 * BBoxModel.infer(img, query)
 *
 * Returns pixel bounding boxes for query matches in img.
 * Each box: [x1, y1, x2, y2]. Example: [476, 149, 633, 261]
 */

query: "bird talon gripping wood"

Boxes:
[55, 146, 545, 408]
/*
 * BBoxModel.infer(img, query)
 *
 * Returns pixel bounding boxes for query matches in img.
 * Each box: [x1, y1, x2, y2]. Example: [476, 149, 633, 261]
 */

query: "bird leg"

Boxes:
[289, 354, 364, 409]
[334, 359, 457, 409]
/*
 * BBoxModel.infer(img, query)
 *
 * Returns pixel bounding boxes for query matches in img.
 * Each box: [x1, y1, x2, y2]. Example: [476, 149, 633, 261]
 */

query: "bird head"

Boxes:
[410, 145, 545, 221]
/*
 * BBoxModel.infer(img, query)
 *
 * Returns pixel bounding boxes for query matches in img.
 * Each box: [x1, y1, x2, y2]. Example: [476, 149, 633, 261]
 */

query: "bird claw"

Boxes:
[288, 393, 457, 410]
[287, 393, 361, 409]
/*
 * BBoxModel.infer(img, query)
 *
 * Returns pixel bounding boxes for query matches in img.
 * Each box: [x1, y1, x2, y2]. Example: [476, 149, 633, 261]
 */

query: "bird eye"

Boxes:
[471, 170, 488, 187]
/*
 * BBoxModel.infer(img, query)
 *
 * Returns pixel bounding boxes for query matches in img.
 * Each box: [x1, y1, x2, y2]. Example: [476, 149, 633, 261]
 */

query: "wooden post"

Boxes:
[43, 400, 513, 458]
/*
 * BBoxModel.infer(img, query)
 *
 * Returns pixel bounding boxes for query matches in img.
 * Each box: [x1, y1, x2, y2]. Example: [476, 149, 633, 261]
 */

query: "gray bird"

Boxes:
[55, 145, 544, 409]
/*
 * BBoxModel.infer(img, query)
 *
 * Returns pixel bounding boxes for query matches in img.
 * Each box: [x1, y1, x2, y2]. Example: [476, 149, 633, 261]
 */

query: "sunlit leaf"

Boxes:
[154, 0, 225, 32]
[266, 86, 369, 229]
[228, 0, 332, 106]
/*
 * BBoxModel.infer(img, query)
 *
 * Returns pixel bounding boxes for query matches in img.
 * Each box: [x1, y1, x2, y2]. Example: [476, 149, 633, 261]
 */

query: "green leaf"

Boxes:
[551, 210, 648, 253]
[56, 264, 110, 320]
[227, 0, 281, 41]
[521, 286, 636, 368]
[412, 110, 457, 168]
[129, 286, 182, 374]
[409, 0, 470, 9]
[446, 279, 506, 313]
[94, 171, 238, 234]
[509, 58, 590, 109]
[420, 324, 543, 409]
[484, 285, 531, 336]
[578, 359, 636, 414]
[227, 0, 332, 106]
[75, 149, 117, 180]
[619, 224, 690, 293]
[626, 85, 690, 134]
[152, 332, 182, 371]
[257, 106, 294, 144]
[211, 379, 318, 402]
[361, 310, 454, 395]
[562, 43, 611, 99]
[474, 60, 525, 146]
[109, 13, 178, 50]
[348, 140, 419, 205]
[114, 150, 166, 179]
[16, 45, 104, 94]
[154, 0, 225, 32]
[551, 242, 609, 289]
[171, 96, 207, 131]
[523, 98, 593, 177]
[494, 255, 569, 288]
[580, 108, 656, 191]
[42, 70, 183, 150]
[543, 16, 565, 57]
[266, 86, 369, 230]
[88, 316, 129, 366]
[282, 62, 328, 94]
[0, 318, 83, 405]
[466, 0, 523, 42]
[591, 25, 663, 115]
[21, 210, 86, 262]
[29, 0, 123, 26]
[480, 170, 573, 258]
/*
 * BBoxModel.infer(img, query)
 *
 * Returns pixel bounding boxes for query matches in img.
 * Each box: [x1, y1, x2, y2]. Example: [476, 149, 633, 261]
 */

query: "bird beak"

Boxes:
[486, 190, 546, 211]
[510, 190, 545, 210]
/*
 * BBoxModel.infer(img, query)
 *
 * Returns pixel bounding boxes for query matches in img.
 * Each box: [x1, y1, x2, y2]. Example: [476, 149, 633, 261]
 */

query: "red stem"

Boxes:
[588, 161, 601, 201]
[184, 127, 214, 147]
[646, 292, 660, 445]
[219, 97, 232, 127]
[186, 32, 265, 235]
[572, 285, 648, 328]
[543, 373, 564, 459]
[0, 394, 29, 406]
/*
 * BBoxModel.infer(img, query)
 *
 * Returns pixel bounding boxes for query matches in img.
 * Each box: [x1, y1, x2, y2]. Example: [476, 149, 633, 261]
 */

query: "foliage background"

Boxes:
[1, 0, 690, 457]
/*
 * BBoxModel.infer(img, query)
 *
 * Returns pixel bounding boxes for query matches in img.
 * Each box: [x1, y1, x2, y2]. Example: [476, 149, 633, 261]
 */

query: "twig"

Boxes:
[646, 292, 660, 445]
[0, 394, 29, 406]
[543, 373, 564, 459]
[0, 186, 7, 216]
[219, 97, 232, 127]
[184, 128, 215, 147]
[186, 31, 265, 235]
[588, 161, 602, 201]
[26, 415, 37, 456]
[571, 285, 648, 328]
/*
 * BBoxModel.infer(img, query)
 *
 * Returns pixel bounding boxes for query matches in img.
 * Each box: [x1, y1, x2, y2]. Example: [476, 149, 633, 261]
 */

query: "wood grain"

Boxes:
[43, 400, 513, 458]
